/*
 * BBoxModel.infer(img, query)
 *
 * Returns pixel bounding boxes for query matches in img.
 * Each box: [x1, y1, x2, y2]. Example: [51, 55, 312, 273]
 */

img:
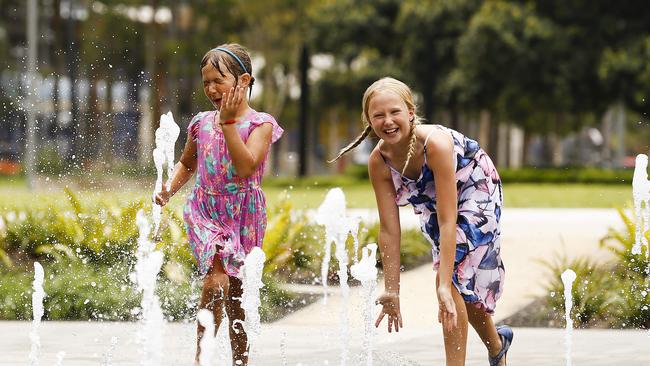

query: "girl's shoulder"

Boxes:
[187, 111, 215, 141]
[245, 109, 284, 143]
[417, 124, 453, 145]
[247, 110, 277, 124]
[189, 110, 215, 126]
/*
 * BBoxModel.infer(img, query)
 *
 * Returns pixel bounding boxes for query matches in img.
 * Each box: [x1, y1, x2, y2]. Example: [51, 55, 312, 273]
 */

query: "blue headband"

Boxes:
[213, 47, 249, 74]
[213, 47, 253, 98]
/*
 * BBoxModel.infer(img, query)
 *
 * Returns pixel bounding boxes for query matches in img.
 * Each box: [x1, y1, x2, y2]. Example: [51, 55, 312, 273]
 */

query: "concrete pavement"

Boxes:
[2, 208, 648, 365]
[2, 322, 648, 365]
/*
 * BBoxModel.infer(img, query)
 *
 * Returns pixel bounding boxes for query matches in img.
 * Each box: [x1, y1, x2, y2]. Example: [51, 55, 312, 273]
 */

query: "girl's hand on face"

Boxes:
[375, 291, 403, 333]
[154, 183, 171, 207]
[436, 285, 458, 332]
[218, 85, 245, 123]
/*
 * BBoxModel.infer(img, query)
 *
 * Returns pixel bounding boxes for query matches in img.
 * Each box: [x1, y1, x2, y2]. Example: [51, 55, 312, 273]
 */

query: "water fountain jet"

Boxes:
[632, 154, 649, 257]
[131, 210, 165, 366]
[240, 247, 266, 363]
[561, 269, 577, 366]
[350, 243, 378, 366]
[315, 188, 362, 366]
[28, 262, 45, 366]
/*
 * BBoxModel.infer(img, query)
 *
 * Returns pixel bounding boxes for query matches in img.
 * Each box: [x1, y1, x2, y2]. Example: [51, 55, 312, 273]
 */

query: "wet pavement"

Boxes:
[2, 208, 648, 365]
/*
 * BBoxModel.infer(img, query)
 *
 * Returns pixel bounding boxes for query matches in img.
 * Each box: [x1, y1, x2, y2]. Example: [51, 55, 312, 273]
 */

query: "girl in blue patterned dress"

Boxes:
[331, 77, 512, 366]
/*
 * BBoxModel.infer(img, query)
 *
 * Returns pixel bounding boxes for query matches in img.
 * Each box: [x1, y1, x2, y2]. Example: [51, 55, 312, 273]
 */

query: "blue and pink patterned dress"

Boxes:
[183, 109, 283, 277]
[387, 125, 505, 314]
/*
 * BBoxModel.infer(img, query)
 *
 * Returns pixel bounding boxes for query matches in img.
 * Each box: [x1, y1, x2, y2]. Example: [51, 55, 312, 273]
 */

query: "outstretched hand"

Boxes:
[154, 182, 171, 207]
[218, 85, 245, 123]
[437, 285, 458, 332]
[375, 291, 403, 333]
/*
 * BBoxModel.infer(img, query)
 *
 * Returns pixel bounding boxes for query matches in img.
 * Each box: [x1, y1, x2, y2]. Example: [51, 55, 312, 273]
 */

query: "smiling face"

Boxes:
[366, 90, 414, 144]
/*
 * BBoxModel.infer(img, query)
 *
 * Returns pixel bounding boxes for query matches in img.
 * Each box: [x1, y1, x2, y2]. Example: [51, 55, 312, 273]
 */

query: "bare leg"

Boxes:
[437, 274, 469, 366]
[226, 276, 248, 366]
[466, 303, 504, 365]
[196, 258, 230, 363]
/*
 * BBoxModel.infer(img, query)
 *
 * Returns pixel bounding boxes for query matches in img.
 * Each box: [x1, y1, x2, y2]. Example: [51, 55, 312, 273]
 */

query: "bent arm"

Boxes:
[221, 123, 273, 178]
[369, 149, 401, 294]
[426, 131, 458, 288]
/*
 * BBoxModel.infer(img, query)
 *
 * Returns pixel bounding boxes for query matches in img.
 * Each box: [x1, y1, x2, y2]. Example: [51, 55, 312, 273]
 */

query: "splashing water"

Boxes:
[280, 332, 288, 366]
[54, 351, 65, 366]
[197, 309, 217, 366]
[632, 154, 650, 337]
[131, 210, 165, 366]
[315, 188, 361, 366]
[633, 154, 650, 256]
[216, 314, 232, 365]
[152, 111, 180, 233]
[102, 336, 118, 366]
[240, 247, 266, 363]
[29, 262, 45, 366]
[561, 269, 577, 366]
[350, 243, 379, 366]
[316, 188, 362, 304]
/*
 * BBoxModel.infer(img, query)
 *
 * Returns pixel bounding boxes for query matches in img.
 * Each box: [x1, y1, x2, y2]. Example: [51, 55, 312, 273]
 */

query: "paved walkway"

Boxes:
[2, 208, 648, 365]
[2, 322, 649, 365]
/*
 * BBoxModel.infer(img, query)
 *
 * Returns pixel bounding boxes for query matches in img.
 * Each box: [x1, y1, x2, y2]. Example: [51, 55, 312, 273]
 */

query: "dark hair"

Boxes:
[200, 43, 255, 88]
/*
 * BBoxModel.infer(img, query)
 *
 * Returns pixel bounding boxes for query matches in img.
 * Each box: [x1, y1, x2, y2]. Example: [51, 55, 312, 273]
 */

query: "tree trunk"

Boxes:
[149, 0, 163, 143]
[85, 75, 100, 163]
[614, 100, 626, 168]
[489, 119, 500, 167]
[478, 110, 491, 155]
[329, 109, 340, 174]
[51, 0, 63, 154]
[64, 1, 80, 162]
[101, 73, 114, 164]
[449, 106, 459, 131]
[297, 44, 309, 177]
[496, 122, 509, 169]
[508, 125, 524, 169]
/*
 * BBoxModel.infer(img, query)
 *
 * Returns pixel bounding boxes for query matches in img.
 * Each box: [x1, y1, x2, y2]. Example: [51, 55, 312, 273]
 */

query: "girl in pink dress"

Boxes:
[155, 43, 283, 365]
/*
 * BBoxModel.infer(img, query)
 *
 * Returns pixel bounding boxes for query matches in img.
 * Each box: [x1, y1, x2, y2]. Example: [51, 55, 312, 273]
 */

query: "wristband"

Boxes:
[220, 119, 237, 125]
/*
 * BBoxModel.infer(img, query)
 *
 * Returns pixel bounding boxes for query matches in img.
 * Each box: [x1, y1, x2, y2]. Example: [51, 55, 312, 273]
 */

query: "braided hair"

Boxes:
[401, 117, 421, 175]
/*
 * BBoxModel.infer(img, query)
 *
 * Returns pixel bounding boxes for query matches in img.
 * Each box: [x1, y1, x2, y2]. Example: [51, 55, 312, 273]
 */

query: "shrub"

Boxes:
[499, 167, 633, 184]
[358, 222, 432, 271]
[539, 208, 650, 328]
[599, 208, 650, 328]
[538, 254, 613, 327]
[0, 188, 435, 321]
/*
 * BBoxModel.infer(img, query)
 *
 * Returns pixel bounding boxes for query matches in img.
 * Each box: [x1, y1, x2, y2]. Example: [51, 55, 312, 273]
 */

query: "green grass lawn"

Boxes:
[266, 183, 631, 209]
[0, 175, 632, 209]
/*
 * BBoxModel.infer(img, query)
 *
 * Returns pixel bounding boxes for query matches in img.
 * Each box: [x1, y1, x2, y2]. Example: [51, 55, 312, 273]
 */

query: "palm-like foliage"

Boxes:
[540, 207, 650, 328]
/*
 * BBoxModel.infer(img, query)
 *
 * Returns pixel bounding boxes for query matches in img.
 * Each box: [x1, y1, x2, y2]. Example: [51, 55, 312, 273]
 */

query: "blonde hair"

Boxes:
[330, 77, 421, 175]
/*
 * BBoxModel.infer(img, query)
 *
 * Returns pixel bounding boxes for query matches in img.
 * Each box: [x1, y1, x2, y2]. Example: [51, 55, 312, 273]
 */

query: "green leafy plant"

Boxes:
[539, 253, 613, 327]
[599, 208, 650, 328]
[538, 208, 650, 328]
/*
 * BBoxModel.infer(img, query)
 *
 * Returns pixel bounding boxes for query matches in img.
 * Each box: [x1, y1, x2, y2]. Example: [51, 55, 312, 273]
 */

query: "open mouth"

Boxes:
[384, 128, 399, 135]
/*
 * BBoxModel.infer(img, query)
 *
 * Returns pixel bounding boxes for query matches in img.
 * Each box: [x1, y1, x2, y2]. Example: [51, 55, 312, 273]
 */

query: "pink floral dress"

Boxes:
[183, 109, 283, 277]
